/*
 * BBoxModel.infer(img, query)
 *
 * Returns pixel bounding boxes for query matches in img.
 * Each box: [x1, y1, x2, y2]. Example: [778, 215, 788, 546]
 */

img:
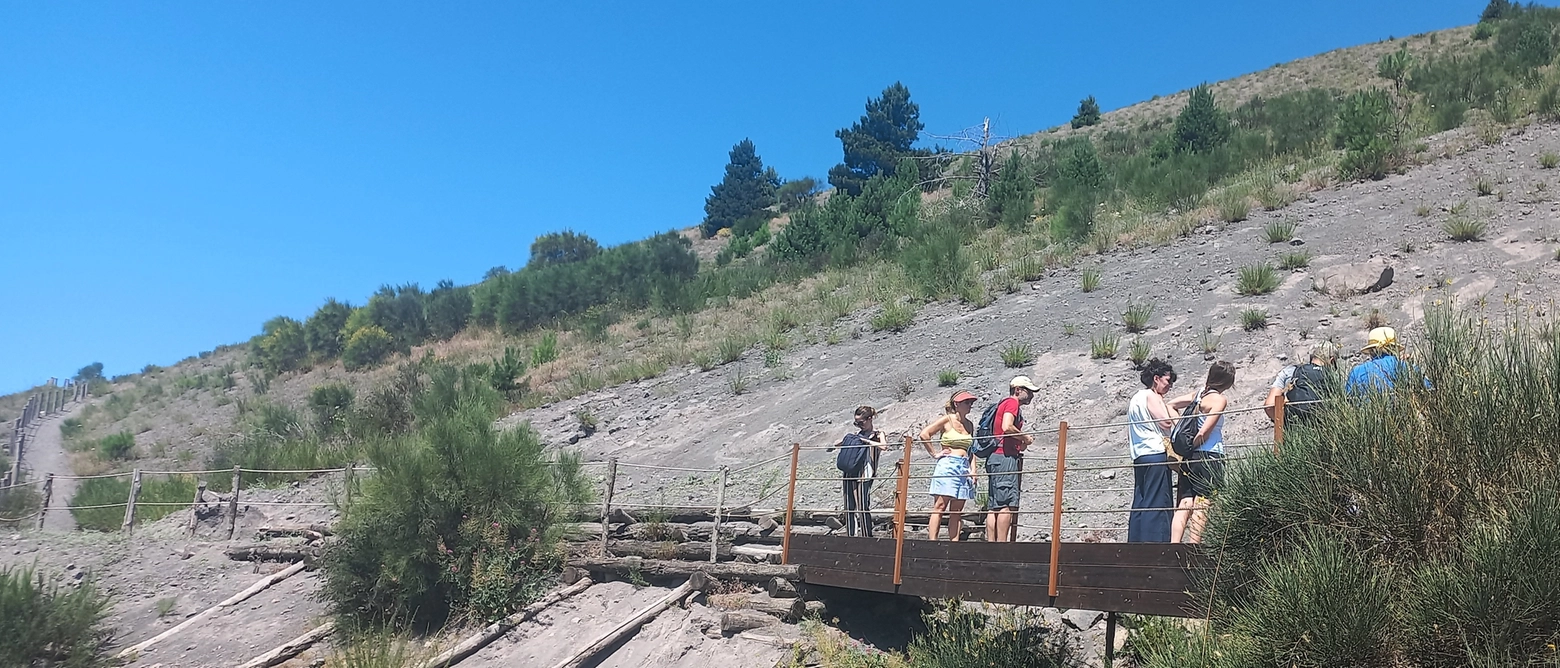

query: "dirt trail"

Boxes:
[20, 401, 83, 531]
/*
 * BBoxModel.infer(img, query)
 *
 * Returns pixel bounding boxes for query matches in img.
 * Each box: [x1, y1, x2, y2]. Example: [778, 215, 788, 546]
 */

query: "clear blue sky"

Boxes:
[0, 1, 1482, 392]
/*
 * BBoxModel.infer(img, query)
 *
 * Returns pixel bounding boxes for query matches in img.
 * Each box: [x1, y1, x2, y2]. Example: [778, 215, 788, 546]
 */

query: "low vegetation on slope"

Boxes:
[0, 565, 112, 668]
[1132, 304, 1560, 667]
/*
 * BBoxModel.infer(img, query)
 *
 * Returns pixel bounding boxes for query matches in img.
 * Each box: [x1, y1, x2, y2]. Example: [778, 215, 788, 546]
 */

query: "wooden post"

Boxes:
[781, 443, 799, 565]
[122, 469, 143, 534]
[1104, 611, 1118, 665]
[893, 435, 912, 586]
[35, 474, 53, 530]
[711, 465, 728, 563]
[599, 458, 617, 553]
[1272, 393, 1286, 454]
[1048, 421, 1069, 598]
[227, 466, 242, 540]
[188, 482, 206, 536]
[342, 464, 355, 506]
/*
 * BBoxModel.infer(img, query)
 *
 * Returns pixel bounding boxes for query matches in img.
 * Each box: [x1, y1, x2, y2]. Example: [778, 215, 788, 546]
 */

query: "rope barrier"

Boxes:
[52, 472, 135, 480]
[140, 469, 235, 476]
[240, 467, 349, 475]
[614, 462, 720, 474]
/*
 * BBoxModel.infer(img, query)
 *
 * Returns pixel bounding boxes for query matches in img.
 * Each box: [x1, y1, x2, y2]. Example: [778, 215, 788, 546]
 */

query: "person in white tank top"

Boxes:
[1127, 359, 1178, 543]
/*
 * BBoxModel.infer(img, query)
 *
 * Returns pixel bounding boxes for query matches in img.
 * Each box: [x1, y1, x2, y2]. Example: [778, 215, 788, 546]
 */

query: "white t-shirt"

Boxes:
[1127, 389, 1168, 460]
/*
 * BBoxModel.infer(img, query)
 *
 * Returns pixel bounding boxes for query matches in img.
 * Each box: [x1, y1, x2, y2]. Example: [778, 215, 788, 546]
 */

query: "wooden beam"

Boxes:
[421, 577, 594, 668]
[117, 561, 308, 660]
[547, 573, 709, 668]
[567, 557, 798, 584]
[236, 620, 336, 668]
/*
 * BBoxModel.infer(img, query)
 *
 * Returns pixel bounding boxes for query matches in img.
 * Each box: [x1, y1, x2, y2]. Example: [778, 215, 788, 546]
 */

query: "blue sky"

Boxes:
[0, 1, 1482, 392]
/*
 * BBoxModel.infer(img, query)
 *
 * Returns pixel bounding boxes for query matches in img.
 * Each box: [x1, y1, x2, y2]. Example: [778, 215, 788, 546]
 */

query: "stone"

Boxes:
[1097, 470, 1117, 480]
[1313, 259, 1394, 296]
[1063, 609, 1103, 631]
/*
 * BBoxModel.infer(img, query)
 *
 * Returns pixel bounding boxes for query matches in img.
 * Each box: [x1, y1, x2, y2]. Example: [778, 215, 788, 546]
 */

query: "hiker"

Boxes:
[919, 390, 979, 541]
[1346, 327, 1406, 396]
[1264, 342, 1340, 424]
[1127, 359, 1178, 543]
[1168, 361, 1235, 544]
[835, 405, 885, 538]
[983, 376, 1037, 543]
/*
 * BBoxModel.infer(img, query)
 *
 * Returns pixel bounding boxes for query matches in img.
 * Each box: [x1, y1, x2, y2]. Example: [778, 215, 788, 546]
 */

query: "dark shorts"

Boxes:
[1178, 451, 1225, 500]
[985, 453, 1023, 509]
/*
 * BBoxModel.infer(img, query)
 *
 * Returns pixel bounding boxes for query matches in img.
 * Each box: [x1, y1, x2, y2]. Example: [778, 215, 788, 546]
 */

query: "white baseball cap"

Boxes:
[1009, 376, 1040, 392]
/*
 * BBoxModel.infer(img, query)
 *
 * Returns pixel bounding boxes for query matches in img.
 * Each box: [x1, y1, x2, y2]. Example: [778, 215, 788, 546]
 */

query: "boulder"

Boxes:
[1313, 259, 1394, 296]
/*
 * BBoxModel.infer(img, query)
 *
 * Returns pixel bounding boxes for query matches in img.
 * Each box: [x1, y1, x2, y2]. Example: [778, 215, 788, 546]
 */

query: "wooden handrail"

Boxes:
[1272, 393, 1286, 453]
[893, 434, 912, 585]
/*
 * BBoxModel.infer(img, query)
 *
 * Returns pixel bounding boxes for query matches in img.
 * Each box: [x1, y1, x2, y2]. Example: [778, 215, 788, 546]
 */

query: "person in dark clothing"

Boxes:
[1126, 359, 1178, 543]
[835, 406, 885, 538]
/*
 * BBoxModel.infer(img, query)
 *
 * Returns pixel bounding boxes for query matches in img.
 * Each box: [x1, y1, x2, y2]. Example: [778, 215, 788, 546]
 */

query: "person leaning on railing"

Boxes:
[1126, 359, 1178, 543]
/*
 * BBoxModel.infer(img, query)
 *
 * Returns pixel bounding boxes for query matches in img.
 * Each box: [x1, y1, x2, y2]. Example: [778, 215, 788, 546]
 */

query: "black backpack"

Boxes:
[970, 402, 1005, 459]
[835, 432, 871, 476]
[1284, 363, 1330, 423]
[1168, 393, 1203, 459]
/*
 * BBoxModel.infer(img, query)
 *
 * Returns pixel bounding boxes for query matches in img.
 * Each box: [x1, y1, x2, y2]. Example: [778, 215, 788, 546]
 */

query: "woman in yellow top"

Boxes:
[919, 390, 978, 541]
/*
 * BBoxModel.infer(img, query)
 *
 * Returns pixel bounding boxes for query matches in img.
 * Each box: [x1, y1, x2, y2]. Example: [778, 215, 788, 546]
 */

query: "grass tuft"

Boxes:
[936, 369, 961, 387]
[870, 302, 917, 333]
[1122, 301, 1155, 333]
[1262, 220, 1297, 243]
[1080, 267, 1101, 293]
[1000, 343, 1035, 369]
[1128, 338, 1152, 367]
[1444, 215, 1487, 242]
[1278, 250, 1313, 270]
[1541, 152, 1559, 170]
[1240, 308, 1270, 331]
[1090, 332, 1120, 359]
[1236, 263, 1281, 296]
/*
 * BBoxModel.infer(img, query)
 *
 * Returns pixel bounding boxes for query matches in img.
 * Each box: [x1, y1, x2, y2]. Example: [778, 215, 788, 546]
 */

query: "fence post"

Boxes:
[1272, 393, 1286, 454]
[35, 474, 53, 530]
[711, 465, 728, 563]
[188, 482, 205, 536]
[6, 432, 21, 489]
[892, 435, 911, 586]
[227, 466, 242, 540]
[343, 464, 355, 507]
[122, 469, 143, 534]
[781, 443, 799, 565]
[599, 458, 617, 553]
[1048, 421, 1069, 599]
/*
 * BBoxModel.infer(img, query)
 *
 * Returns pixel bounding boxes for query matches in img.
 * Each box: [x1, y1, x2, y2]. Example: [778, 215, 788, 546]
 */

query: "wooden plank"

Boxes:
[800, 565, 898, 593]
[899, 556, 1051, 586]
[1058, 542, 1204, 568]
[788, 548, 895, 575]
[897, 576, 1053, 606]
[1055, 586, 1202, 618]
[789, 533, 900, 557]
[1055, 564, 1194, 592]
[901, 539, 1052, 564]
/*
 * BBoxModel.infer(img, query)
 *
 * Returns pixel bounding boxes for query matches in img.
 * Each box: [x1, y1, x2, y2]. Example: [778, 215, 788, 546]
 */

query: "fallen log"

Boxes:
[117, 561, 309, 660]
[568, 557, 798, 584]
[720, 609, 780, 635]
[607, 539, 732, 561]
[739, 593, 804, 622]
[256, 524, 333, 539]
[731, 545, 781, 564]
[549, 572, 710, 668]
[422, 577, 595, 668]
[236, 620, 336, 668]
[225, 543, 321, 563]
[766, 577, 797, 599]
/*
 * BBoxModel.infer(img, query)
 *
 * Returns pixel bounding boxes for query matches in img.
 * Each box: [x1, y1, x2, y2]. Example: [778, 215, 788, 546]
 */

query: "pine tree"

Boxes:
[701, 139, 779, 237]
[828, 82, 925, 197]
[1173, 84, 1231, 154]
[527, 230, 601, 268]
[1071, 95, 1102, 129]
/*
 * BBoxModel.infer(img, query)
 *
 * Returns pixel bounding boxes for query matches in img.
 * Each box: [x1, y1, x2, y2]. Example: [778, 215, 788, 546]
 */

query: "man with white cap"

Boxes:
[983, 375, 1038, 542]
[1347, 327, 1404, 396]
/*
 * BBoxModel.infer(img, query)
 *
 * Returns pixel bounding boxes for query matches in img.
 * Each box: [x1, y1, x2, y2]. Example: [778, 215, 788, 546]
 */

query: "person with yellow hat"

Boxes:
[1346, 327, 1404, 396]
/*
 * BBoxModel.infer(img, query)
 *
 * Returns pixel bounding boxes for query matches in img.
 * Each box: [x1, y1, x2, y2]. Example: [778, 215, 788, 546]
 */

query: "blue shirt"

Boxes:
[1346, 354, 1403, 396]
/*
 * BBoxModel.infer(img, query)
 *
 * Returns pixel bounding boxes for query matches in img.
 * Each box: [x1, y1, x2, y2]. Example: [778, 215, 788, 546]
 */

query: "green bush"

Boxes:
[871, 302, 918, 333]
[936, 369, 961, 387]
[902, 224, 976, 301]
[309, 383, 355, 438]
[1089, 332, 1120, 359]
[1444, 215, 1487, 242]
[1128, 338, 1151, 367]
[1000, 343, 1034, 368]
[98, 431, 134, 460]
[59, 418, 85, 440]
[1173, 84, 1231, 154]
[1240, 308, 1270, 330]
[0, 565, 111, 667]
[1122, 301, 1155, 333]
[343, 326, 396, 371]
[1278, 250, 1313, 269]
[424, 279, 471, 341]
[1196, 307, 1560, 667]
[985, 152, 1035, 231]
[304, 298, 354, 361]
[0, 486, 41, 528]
[250, 316, 308, 375]
[906, 600, 1075, 668]
[1079, 267, 1101, 293]
[1334, 89, 1399, 181]
[320, 362, 592, 628]
[530, 332, 559, 366]
[1070, 95, 1101, 129]
[1262, 220, 1297, 243]
[1541, 151, 1559, 169]
[1236, 263, 1280, 295]
[70, 475, 199, 532]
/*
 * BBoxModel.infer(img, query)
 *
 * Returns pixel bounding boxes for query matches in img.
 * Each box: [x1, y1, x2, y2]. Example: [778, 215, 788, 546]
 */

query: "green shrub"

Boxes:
[1278, 250, 1313, 270]
[1217, 191, 1250, 222]
[489, 346, 528, 396]
[1070, 95, 1101, 129]
[1122, 302, 1155, 333]
[1240, 308, 1270, 330]
[1000, 343, 1035, 368]
[343, 326, 396, 371]
[320, 363, 591, 628]
[1262, 220, 1297, 243]
[250, 316, 308, 375]
[0, 486, 41, 528]
[309, 383, 355, 438]
[530, 332, 559, 366]
[1173, 84, 1231, 154]
[1541, 151, 1559, 169]
[304, 298, 354, 361]
[59, 417, 85, 440]
[902, 225, 975, 300]
[936, 369, 961, 387]
[1199, 327, 1222, 354]
[986, 152, 1036, 231]
[1079, 267, 1100, 293]
[1236, 263, 1281, 295]
[717, 336, 748, 364]
[1475, 175, 1496, 197]
[1089, 332, 1120, 359]
[1334, 89, 1399, 181]
[70, 475, 199, 532]
[98, 431, 134, 460]
[871, 302, 917, 333]
[1444, 215, 1487, 241]
[906, 600, 1075, 668]
[0, 565, 111, 667]
[1128, 338, 1152, 367]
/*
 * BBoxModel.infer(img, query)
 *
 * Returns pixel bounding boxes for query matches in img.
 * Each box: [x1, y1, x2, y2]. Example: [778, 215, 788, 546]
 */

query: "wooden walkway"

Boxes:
[787, 534, 1207, 617]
